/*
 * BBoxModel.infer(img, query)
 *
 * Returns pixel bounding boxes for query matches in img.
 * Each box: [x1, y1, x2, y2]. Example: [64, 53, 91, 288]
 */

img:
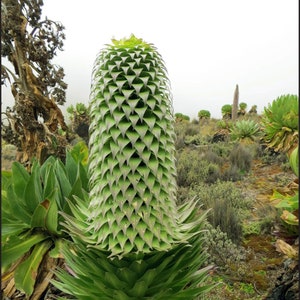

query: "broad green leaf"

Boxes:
[273, 192, 298, 211]
[1, 170, 12, 189]
[4, 184, 32, 224]
[42, 164, 57, 199]
[12, 162, 30, 198]
[128, 280, 147, 297]
[289, 146, 298, 176]
[280, 210, 299, 226]
[45, 193, 59, 234]
[24, 161, 42, 213]
[31, 191, 59, 234]
[2, 233, 47, 269]
[1, 222, 29, 240]
[15, 240, 52, 296]
[65, 152, 78, 186]
[49, 238, 65, 258]
[78, 163, 89, 192]
[104, 271, 127, 290]
[54, 160, 72, 209]
[69, 141, 89, 166]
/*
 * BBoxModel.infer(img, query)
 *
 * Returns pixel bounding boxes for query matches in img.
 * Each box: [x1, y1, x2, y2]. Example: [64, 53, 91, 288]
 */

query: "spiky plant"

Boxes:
[261, 94, 298, 154]
[54, 35, 212, 298]
[230, 119, 260, 142]
[1, 142, 88, 299]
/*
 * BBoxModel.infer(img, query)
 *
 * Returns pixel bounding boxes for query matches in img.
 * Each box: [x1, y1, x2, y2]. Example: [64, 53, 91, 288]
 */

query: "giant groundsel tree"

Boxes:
[54, 35, 212, 298]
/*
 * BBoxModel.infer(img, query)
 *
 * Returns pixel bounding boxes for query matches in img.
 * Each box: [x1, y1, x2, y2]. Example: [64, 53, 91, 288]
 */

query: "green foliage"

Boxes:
[224, 143, 255, 180]
[242, 205, 277, 236]
[1, 145, 88, 297]
[239, 102, 247, 110]
[216, 119, 231, 130]
[203, 223, 248, 276]
[67, 140, 89, 166]
[209, 141, 234, 158]
[175, 112, 190, 122]
[198, 109, 211, 119]
[271, 147, 299, 232]
[190, 181, 252, 243]
[261, 94, 298, 153]
[237, 102, 247, 117]
[54, 35, 212, 298]
[230, 119, 260, 142]
[289, 145, 298, 177]
[67, 103, 88, 121]
[221, 104, 232, 119]
[54, 202, 212, 299]
[248, 105, 257, 114]
[176, 148, 221, 187]
[208, 198, 243, 244]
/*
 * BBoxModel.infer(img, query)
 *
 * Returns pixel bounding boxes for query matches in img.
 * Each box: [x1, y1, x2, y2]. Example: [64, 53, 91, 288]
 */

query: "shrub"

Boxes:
[174, 121, 199, 149]
[209, 141, 234, 158]
[190, 181, 252, 243]
[203, 223, 249, 276]
[209, 199, 243, 243]
[227, 143, 254, 177]
[230, 119, 260, 142]
[261, 94, 298, 154]
[176, 148, 221, 187]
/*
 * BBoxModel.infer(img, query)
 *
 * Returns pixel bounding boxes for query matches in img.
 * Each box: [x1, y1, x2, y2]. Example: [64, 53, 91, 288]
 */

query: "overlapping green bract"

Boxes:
[54, 200, 212, 299]
[54, 35, 212, 299]
[88, 35, 179, 255]
[261, 94, 298, 153]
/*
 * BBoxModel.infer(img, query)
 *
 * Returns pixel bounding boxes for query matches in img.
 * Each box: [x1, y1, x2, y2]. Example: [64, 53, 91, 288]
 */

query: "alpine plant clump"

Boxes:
[54, 35, 212, 298]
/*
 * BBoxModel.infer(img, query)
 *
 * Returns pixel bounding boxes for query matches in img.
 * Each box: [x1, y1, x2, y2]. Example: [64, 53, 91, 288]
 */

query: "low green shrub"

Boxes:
[208, 198, 243, 243]
[222, 143, 255, 181]
[190, 181, 252, 211]
[229, 143, 253, 173]
[190, 181, 253, 243]
[203, 223, 249, 276]
[209, 141, 234, 158]
[174, 122, 200, 149]
[176, 148, 221, 187]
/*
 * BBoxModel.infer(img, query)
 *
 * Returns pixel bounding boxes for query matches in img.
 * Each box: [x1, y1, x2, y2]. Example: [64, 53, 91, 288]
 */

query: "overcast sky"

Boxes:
[2, 0, 299, 119]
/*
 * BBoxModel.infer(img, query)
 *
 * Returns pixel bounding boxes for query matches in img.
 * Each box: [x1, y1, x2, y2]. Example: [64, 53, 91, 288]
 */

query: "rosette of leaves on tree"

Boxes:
[54, 35, 212, 299]
[261, 94, 298, 154]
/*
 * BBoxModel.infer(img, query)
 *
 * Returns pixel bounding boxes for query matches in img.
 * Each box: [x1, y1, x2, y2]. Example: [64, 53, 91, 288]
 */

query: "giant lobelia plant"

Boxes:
[261, 94, 298, 155]
[53, 35, 212, 299]
[1, 142, 89, 299]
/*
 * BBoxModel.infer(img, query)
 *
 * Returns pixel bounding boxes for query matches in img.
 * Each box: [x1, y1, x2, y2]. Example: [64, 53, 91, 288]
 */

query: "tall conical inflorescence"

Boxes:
[88, 35, 179, 256]
[53, 36, 212, 299]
